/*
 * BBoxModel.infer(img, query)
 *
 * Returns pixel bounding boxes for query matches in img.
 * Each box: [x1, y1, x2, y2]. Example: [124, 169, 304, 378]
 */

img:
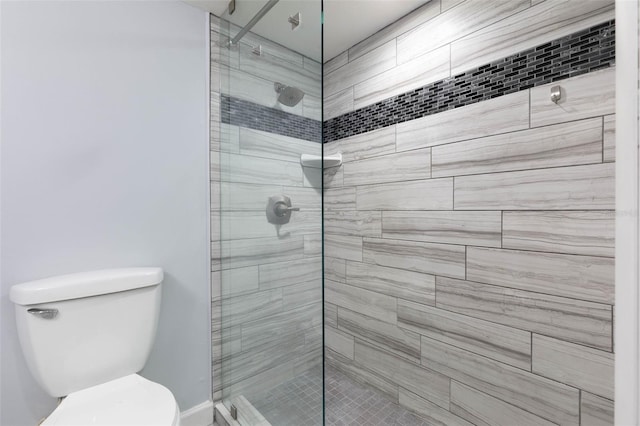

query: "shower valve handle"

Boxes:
[274, 201, 299, 217]
[266, 195, 298, 225]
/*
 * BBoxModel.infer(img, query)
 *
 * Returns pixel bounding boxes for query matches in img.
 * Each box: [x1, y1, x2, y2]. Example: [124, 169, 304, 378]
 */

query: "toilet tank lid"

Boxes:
[10, 268, 163, 306]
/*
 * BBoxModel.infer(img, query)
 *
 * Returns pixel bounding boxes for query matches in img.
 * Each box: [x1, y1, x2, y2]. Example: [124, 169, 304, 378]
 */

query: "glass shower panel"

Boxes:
[213, 2, 323, 424]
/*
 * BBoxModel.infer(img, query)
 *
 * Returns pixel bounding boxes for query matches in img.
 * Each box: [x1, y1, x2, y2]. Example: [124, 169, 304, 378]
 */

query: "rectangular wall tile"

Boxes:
[219, 182, 281, 210]
[421, 337, 580, 425]
[302, 94, 321, 120]
[324, 50, 348, 75]
[454, 163, 615, 210]
[398, 300, 531, 370]
[347, 261, 436, 306]
[211, 242, 221, 272]
[239, 43, 320, 97]
[302, 57, 321, 76]
[217, 123, 240, 154]
[356, 178, 454, 210]
[354, 45, 450, 109]
[325, 125, 396, 162]
[325, 280, 397, 324]
[259, 257, 321, 289]
[211, 211, 221, 242]
[396, 91, 530, 152]
[325, 325, 355, 360]
[220, 266, 259, 297]
[239, 127, 318, 163]
[450, 381, 556, 426]
[220, 152, 302, 186]
[324, 211, 382, 237]
[356, 340, 451, 409]
[240, 303, 320, 353]
[399, 387, 473, 426]
[283, 280, 321, 310]
[382, 211, 501, 247]
[325, 234, 363, 262]
[344, 148, 431, 186]
[324, 86, 354, 121]
[581, 392, 614, 426]
[503, 211, 615, 257]
[467, 247, 614, 304]
[348, 0, 441, 62]
[326, 347, 399, 400]
[532, 334, 613, 399]
[603, 114, 615, 162]
[324, 40, 396, 97]
[219, 210, 319, 240]
[225, 69, 303, 116]
[221, 333, 304, 390]
[431, 118, 603, 178]
[218, 237, 304, 269]
[436, 277, 612, 351]
[303, 234, 321, 256]
[221, 288, 283, 328]
[323, 164, 343, 189]
[325, 303, 338, 328]
[325, 258, 346, 283]
[283, 186, 321, 211]
[451, 0, 614, 74]
[240, 33, 303, 68]
[530, 67, 615, 127]
[363, 237, 466, 278]
[397, 0, 530, 65]
[324, 187, 356, 210]
[338, 308, 421, 362]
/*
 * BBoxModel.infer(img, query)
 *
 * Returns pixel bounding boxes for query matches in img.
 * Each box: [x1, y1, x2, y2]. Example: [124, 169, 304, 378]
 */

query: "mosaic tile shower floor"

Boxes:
[249, 366, 431, 426]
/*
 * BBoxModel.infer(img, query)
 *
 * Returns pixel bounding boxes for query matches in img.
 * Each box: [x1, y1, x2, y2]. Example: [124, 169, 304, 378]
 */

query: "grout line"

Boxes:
[452, 176, 456, 210]
[429, 148, 433, 178]
[530, 332, 534, 372]
[434, 276, 438, 307]
[464, 245, 467, 280]
[500, 211, 504, 249]
[611, 306, 615, 353]
[602, 115, 605, 163]
[528, 88, 532, 129]
[579, 390, 582, 425]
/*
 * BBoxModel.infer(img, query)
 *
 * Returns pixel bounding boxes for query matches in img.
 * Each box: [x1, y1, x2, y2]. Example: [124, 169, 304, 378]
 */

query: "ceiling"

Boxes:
[184, 0, 430, 62]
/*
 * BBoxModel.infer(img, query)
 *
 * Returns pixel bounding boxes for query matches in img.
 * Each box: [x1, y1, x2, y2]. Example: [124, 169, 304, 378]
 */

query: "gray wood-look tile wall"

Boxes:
[323, 1, 615, 424]
[210, 15, 323, 403]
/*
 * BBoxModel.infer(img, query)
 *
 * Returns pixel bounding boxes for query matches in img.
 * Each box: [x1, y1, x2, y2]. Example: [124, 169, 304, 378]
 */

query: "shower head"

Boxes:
[274, 82, 305, 107]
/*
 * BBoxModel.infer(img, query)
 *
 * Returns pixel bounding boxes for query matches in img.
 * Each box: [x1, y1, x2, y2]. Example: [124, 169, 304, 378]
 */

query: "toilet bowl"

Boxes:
[10, 268, 179, 426]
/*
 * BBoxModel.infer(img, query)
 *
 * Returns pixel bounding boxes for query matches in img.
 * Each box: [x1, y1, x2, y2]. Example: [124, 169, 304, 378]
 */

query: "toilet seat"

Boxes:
[42, 374, 180, 426]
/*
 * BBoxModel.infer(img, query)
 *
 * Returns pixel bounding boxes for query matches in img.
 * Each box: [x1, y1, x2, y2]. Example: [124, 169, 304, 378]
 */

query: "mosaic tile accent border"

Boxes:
[221, 95, 322, 143]
[323, 20, 615, 143]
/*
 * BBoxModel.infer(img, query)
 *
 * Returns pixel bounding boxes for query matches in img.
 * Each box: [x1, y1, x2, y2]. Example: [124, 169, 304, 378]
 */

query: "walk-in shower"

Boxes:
[211, 0, 618, 425]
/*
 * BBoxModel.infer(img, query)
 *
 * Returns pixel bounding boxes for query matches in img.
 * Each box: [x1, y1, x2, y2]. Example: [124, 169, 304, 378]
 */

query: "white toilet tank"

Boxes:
[9, 268, 163, 397]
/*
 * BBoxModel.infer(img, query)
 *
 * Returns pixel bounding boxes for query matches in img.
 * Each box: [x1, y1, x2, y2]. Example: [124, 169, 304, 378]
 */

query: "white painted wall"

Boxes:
[616, 1, 640, 424]
[0, 2, 210, 424]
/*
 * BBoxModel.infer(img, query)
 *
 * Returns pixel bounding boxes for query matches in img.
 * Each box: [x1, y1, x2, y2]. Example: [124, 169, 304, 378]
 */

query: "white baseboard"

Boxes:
[181, 400, 214, 426]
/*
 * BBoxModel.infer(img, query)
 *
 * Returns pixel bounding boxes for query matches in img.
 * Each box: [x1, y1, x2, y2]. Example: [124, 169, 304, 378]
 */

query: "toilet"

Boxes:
[10, 267, 180, 426]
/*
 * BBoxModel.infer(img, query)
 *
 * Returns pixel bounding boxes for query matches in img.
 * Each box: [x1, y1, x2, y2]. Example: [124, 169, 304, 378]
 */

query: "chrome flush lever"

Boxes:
[27, 308, 58, 320]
